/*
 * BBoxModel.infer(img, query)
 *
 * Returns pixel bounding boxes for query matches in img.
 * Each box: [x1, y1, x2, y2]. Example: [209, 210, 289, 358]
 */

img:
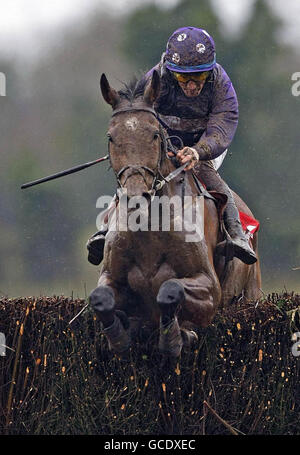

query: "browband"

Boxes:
[111, 106, 157, 118]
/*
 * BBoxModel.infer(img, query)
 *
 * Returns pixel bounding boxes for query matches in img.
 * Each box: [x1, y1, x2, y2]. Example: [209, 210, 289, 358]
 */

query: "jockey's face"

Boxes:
[172, 71, 209, 97]
[178, 79, 205, 97]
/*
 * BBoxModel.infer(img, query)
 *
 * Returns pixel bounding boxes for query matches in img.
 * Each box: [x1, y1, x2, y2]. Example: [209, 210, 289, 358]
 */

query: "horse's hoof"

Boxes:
[157, 280, 185, 324]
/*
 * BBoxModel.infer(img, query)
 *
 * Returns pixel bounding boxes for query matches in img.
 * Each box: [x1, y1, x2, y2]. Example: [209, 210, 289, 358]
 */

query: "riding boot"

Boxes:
[86, 228, 107, 265]
[194, 160, 257, 265]
[86, 196, 117, 265]
[221, 201, 257, 265]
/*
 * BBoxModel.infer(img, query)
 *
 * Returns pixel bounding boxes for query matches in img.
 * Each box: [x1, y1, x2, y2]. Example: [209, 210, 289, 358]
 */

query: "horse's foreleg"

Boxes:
[89, 285, 131, 355]
[157, 277, 206, 358]
[244, 259, 263, 302]
[157, 280, 185, 358]
[173, 272, 221, 328]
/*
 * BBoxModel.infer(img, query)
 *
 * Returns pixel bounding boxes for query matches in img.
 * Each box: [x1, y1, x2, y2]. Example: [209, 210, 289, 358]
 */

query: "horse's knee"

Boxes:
[157, 279, 185, 324]
[89, 285, 131, 355]
[89, 285, 116, 327]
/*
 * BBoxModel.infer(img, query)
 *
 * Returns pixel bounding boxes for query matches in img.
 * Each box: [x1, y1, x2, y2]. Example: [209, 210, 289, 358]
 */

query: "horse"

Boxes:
[89, 70, 262, 359]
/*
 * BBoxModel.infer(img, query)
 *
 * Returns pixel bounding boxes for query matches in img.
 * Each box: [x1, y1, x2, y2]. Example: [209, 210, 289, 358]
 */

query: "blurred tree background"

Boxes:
[0, 0, 299, 297]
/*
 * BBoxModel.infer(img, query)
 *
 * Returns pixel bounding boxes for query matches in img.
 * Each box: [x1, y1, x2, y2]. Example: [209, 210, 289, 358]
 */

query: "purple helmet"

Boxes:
[165, 26, 216, 73]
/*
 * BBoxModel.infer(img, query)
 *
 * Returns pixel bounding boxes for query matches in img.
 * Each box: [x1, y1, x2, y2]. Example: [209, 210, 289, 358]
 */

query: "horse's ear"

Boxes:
[143, 70, 161, 106]
[100, 73, 120, 108]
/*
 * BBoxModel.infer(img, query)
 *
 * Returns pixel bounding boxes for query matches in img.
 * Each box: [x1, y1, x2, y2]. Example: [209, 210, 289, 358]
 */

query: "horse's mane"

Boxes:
[118, 76, 148, 102]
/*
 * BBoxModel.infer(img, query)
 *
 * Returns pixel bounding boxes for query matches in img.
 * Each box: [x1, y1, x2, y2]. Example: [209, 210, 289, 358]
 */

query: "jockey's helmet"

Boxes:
[165, 27, 216, 73]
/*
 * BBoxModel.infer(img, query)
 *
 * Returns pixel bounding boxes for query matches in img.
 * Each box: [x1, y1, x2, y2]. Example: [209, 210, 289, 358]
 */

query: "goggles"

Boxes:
[172, 71, 210, 83]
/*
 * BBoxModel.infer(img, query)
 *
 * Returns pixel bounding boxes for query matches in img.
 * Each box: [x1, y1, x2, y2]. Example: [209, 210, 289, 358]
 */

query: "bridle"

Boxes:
[108, 104, 212, 204]
[109, 106, 172, 197]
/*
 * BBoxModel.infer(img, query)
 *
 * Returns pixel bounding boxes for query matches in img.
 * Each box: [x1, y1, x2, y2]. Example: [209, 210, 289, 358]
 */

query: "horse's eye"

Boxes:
[107, 133, 113, 143]
[153, 132, 160, 140]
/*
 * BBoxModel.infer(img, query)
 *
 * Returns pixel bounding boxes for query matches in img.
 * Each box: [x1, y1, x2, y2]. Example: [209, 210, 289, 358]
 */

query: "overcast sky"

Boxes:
[0, 0, 299, 59]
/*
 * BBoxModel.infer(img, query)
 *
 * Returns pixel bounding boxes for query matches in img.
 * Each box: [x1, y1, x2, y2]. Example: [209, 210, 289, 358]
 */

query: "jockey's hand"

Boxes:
[167, 147, 199, 171]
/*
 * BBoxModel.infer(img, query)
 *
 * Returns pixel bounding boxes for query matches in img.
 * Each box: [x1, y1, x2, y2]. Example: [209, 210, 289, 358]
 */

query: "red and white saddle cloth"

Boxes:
[239, 211, 260, 239]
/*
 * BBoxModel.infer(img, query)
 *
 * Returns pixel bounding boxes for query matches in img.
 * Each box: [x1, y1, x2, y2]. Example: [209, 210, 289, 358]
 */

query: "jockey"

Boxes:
[87, 26, 257, 266]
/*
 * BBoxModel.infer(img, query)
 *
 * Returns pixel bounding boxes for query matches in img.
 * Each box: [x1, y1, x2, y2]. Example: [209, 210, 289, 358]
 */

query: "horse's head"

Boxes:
[100, 71, 164, 198]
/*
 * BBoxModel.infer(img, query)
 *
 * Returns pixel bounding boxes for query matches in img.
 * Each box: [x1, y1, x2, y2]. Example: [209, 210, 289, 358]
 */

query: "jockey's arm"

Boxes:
[194, 67, 239, 161]
[175, 67, 239, 170]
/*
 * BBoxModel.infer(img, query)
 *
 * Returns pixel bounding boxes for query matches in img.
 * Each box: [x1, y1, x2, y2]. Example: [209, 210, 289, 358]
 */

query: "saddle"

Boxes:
[192, 172, 259, 233]
[191, 172, 259, 263]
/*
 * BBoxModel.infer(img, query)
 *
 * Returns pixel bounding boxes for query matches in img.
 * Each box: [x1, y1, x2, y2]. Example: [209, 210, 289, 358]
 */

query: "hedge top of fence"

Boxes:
[0, 293, 299, 435]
